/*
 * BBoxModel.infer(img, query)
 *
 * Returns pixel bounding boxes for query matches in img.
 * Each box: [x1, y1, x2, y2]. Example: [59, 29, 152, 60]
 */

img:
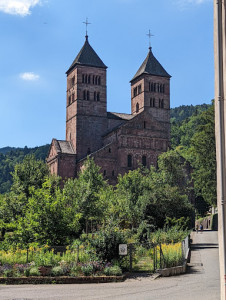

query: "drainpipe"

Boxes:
[216, 0, 226, 297]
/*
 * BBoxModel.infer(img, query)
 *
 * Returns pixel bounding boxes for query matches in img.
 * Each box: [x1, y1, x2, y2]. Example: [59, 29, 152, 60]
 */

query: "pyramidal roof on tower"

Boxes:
[131, 47, 171, 81]
[66, 36, 107, 74]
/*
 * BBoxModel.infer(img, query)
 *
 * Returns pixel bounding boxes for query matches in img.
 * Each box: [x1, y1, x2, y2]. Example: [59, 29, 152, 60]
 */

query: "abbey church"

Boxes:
[47, 34, 171, 184]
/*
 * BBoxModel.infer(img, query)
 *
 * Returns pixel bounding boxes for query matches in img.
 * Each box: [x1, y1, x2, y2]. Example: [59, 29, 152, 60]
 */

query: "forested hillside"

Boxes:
[0, 145, 49, 194]
[171, 103, 210, 123]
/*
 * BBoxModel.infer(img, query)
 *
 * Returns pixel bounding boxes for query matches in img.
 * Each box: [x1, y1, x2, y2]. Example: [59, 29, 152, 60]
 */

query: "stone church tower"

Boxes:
[65, 35, 107, 161]
[47, 34, 171, 184]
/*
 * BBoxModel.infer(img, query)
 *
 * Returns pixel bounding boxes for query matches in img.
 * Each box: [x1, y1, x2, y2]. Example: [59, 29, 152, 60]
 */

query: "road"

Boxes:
[0, 231, 220, 300]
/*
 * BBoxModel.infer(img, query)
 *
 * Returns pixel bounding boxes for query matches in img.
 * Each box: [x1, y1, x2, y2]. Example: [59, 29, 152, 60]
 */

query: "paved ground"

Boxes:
[0, 230, 220, 300]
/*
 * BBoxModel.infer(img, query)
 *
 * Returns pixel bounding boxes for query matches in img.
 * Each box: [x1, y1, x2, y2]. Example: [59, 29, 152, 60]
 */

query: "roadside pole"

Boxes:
[214, 1, 226, 299]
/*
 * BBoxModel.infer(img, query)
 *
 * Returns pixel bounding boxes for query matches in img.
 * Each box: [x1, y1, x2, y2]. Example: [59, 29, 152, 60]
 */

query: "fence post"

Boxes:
[26, 248, 29, 263]
[182, 239, 185, 263]
[160, 243, 162, 269]
[129, 244, 133, 272]
[77, 244, 79, 263]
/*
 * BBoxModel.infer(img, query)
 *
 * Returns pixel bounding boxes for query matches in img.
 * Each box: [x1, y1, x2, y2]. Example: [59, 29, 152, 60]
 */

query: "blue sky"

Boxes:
[0, 0, 213, 148]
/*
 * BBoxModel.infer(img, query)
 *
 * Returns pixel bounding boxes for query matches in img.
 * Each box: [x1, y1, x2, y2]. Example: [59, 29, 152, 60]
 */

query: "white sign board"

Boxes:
[119, 244, 127, 255]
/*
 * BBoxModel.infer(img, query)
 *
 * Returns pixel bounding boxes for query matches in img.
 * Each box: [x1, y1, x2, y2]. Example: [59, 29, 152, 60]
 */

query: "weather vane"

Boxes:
[147, 29, 154, 49]
[83, 17, 91, 38]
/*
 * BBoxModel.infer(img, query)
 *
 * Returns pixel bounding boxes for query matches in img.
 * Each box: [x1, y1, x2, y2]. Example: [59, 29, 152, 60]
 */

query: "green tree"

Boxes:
[63, 157, 108, 233]
[11, 154, 49, 198]
[14, 177, 81, 246]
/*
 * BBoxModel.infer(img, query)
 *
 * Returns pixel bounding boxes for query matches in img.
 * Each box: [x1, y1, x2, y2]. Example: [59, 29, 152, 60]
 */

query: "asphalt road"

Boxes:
[0, 231, 220, 300]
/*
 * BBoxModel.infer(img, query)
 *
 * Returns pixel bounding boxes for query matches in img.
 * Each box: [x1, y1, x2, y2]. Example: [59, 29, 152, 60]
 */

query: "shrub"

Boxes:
[51, 266, 64, 276]
[85, 225, 127, 262]
[104, 266, 122, 276]
[29, 267, 40, 276]
[81, 264, 94, 276]
[69, 265, 81, 277]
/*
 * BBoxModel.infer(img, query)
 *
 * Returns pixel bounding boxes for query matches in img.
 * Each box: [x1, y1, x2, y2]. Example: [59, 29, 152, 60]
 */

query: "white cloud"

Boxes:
[0, 0, 44, 16]
[20, 72, 40, 81]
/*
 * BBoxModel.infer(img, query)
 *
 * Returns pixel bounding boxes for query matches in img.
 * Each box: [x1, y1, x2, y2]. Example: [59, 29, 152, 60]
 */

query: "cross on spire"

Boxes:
[147, 29, 154, 49]
[83, 17, 91, 40]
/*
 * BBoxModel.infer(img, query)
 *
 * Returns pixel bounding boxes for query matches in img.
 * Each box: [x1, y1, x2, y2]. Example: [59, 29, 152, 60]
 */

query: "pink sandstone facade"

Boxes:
[47, 35, 171, 184]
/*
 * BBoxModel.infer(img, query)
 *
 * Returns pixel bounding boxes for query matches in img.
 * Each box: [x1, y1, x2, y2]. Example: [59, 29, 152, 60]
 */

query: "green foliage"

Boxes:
[171, 102, 216, 207]
[29, 267, 40, 276]
[11, 154, 49, 198]
[51, 266, 64, 276]
[83, 224, 127, 262]
[150, 225, 190, 244]
[81, 264, 94, 276]
[14, 177, 81, 246]
[104, 265, 122, 276]
[0, 145, 49, 194]
[63, 157, 108, 233]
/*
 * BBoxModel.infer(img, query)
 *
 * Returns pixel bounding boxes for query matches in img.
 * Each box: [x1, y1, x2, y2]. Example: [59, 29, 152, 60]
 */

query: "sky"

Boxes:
[0, 0, 214, 148]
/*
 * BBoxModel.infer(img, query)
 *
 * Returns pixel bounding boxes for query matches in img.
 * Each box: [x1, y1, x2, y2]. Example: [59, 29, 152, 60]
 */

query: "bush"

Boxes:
[69, 265, 81, 277]
[29, 267, 40, 276]
[51, 266, 64, 276]
[84, 225, 127, 262]
[104, 266, 122, 276]
[81, 264, 94, 276]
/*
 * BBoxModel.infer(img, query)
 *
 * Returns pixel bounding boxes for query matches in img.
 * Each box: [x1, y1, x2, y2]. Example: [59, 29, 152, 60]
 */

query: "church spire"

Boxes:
[131, 44, 171, 82]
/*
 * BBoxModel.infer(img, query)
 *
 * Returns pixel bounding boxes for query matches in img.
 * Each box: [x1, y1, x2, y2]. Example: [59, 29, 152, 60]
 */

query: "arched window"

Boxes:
[151, 82, 154, 92]
[112, 170, 115, 177]
[163, 85, 165, 94]
[159, 99, 161, 108]
[97, 92, 100, 101]
[82, 74, 85, 83]
[161, 99, 164, 108]
[103, 170, 106, 176]
[71, 76, 75, 86]
[142, 155, 147, 167]
[128, 154, 132, 168]
[133, 87, 137, 97]
[98, 76, 101, 85]
[109, 148, 111, 153]
[85, 75, 88, 83]
[93, 76, 95, 84]
[83, 90, 86, 100]
[95, 76, 98, 85]
[88, 75, 91, 84]
[87, 91, 90, 100]
[94, 91, 96, 101]
[136, 103, 139, 113]
[150, 98, 153, 107]
[68, 95, 71, 105]
[144, 121, 146, 129]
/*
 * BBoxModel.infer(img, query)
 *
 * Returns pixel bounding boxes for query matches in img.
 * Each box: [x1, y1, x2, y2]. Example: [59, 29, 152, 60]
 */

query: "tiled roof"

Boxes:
[131, 47, 171, 81]
[53, 139, 75, 154]
[107, 112, 134, 120]
[66, 37, 107, 74]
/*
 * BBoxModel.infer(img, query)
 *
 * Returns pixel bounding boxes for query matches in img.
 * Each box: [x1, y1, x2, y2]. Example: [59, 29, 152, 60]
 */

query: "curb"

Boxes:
[156, 261, 187, 277]
[0, 275, 127, 285]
